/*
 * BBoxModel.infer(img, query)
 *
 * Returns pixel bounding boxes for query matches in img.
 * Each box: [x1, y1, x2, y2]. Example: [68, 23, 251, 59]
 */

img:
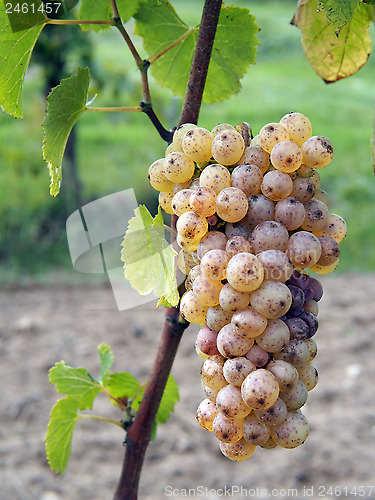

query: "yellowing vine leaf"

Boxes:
[121, 206, 179, 308]
[292, 0, 372, 82]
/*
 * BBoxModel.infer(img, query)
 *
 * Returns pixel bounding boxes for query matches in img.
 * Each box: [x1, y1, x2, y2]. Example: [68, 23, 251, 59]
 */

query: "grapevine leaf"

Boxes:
[98, 343, 114, 383]
[49, 361, 101, 410]
[134, 2, 259, 103]
[0, 1, 47, 117]
[78, 0, 147, 32]
[45, 397, 79, 474]
[121, 205, 179, 307]
[104, 372, 141, 403]
[42, 67, 90, 196]
[318, 0, 359, 30]
[292, 0, 372, 82]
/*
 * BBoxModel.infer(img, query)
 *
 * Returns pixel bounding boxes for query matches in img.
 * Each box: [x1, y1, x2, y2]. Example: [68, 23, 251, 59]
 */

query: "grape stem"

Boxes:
[112, 2, 222, 499]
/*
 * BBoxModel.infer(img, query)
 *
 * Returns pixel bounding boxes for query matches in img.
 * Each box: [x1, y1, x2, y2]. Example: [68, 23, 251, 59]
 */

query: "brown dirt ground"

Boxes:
[1, 273, 375, 500]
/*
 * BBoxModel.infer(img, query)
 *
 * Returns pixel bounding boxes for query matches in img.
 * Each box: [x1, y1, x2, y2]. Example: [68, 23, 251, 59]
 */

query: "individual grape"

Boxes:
[172, 188, 193, 216]
[284, 317, 309, 341]
[225, 236, 252, 257]
[239, 145, 270, 174]
[286, 269, 310, 290]
[313, 213, 347, 242]
[258, 123, 289, 153]
[225, 222, 251, 239]
[287, 284, 305, 314]
[176, 211, 208, 241]
[231, 306, 268, 338]
[272, 411, 309, 448]
[286, 231, 322, 268]
[279, 112, 312, 147]
[241, 369, 279, 410]
[274, 197, 306, 231]
[206, 305, 233, 332]
[148, 158, 174, 192]
[201, 354, 227, 391]
[304, 338, 318, 362]
[250, 281, 292, 319]
[197, 231, 228, 260]
[182, 127, 213, 162]
[242, 414, 271, 445]
[226, 252, 264, 292]
[217, 324, 255, 357]
[266, 359, 299, 392]
[316, 235, 340, 266]
[165, 142, 178, 156]
[261, 170, 293, 201]
[211, 123, 236, 136]
[257, 250, 293, 283]
[250, 221, 289, 253]
[199, 164, 231, 193]
[259, 436, 278, 449]
[245, 345, 272, 368]
[219, 438, 256, 461]
[196, 325, 220, 356]
[245, 194, 275, 229]
[192, 274, 222, 306]
[308, 277, 323, 301]
[185, 264, 201, 291]
[298, 311, 318, 338]
[255, 318, 290, 353]
[211, 129, 245, 165]
[196, 398, 219, 431]
[301, 199, 329, 232]
[231, 164, 263, 196]
[164, 152, 195, 183]
[313, 187, 330, 209]
[270, 141, 303, 173]
[280, 379, 308, 411]
[254, 397, 288, 427]
[216, 385, 252, 419]
[223, 357, 256, 387]
[172, 123, 197, 150]
[274, 339, 309, 366]
[304, 299, 319, 316]
[301, 135, 334, 168]
[189, 178, 200, 190]
[190, 187, 217, 217]
[235, 121, 252, 147]
[176, 249, 197, 275]
[158, 191, 174, 214]
[196, 345, 209, 360]
[219, 283, 251, 313]
[203, 385, 219, 403]
[212, 413, 243, 443]
[180, 290, 208, 324]
[173, 180, 192, 195]
[290, 177, 316, 203]
[309, 259, 339, 274]
[200, 249, 230, 280]
[297, 363, 318, 391]
[216, 187, 249, 223]
[176, 234, 199, 252]
[296, 164, 315, 178]
[250, 134, 261, 146]
[207, 214, 218, 227]
[309, 169, 321, 187]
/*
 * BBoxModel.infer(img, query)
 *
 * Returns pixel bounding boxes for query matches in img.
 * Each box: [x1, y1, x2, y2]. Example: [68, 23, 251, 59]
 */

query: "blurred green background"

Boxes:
[0, 0, 374, 283]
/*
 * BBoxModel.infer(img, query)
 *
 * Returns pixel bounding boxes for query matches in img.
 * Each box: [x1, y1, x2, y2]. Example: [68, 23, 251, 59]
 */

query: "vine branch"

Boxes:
[113, 2, 222, 499]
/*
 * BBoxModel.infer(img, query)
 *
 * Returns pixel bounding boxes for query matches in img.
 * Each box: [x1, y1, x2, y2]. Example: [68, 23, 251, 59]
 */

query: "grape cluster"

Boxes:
[147, 113, 347, 461]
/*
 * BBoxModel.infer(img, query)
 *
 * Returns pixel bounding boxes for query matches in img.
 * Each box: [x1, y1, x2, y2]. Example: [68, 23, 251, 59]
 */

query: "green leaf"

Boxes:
[318, 0, 360, 30]
[134, 1, 259, 103]
[49, 361, 101, 410]
[292, 0, 372, 82]
[121, 205, 179, 307]
[155, 374, 179, 424]
[0, 1, 46, 117]
[42, 67, 90, 196]
[45, 397, 79, 474]
[78, 0, 147, 32]
[98, 343, 114, 383]
[104, 372, 141, 402]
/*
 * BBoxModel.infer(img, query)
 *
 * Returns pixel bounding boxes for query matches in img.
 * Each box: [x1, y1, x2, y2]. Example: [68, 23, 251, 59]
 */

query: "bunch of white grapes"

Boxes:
[148, 112, 347, 461]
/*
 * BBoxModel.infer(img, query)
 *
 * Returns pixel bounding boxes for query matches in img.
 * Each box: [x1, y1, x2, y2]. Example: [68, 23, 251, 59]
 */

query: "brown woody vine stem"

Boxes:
[113, 1, 222, 499]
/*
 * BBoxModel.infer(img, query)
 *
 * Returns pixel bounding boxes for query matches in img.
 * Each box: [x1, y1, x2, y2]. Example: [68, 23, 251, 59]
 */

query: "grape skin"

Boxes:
[211, 129, 245, 165]
[245, 194, 275, 229]
[196, 325, 220, 356]
[259, 123, 289, 153]
[216, 187, 249, 223]
[200, 249, 230, 280]
[239, 145, 270, 174]
[266, 359, 299, 392]
[148, 158, 174, 192]
[272, 411, 309, 448]
[216, 385, 252, 419]
[270, 141, 303, 173]
[164, 152, 195, 183]
[250, 221, 290, 254]
[256, 249, 293, 282]
[197, 231, 228, 260]
[301, 135, 334, 169]
[206, 305, 233, 332]
[254, 397, 288, 427]
[223, 357, 256, 387]
[231, 164, 263, 197]
[176, 211, 208, 241]
[192, 274, 222, 307]
[219, 438, 256, 461]
[255, 318, 290, 353]
[250, 281, 292, 319]
[190, 187, 217, 217]
[217, 324, 255, 357]
[196, 398, 219, 431]
[261, 170, 293, 201]
[219, 283, 251, 313]
[242, 414, 271, 445]
[231, 306, 268, 338]
[172, 188, 193, 216]
[280, 379, 308, 411]
[182, 127, 213, 162]
[241, 368, 279, 410]
[286, 231, 322, 268]
[199, 164, 231, 193]
[226, 252, 264, 293]
[180, 290, 208, 324]
[212, 413, 244, 443]
[274, 197, 306, 231]
[301, 199, 329, 231]
[201, 355, 227, 391]
[290, 177, 316, 203]
[279, 112, 312, 147]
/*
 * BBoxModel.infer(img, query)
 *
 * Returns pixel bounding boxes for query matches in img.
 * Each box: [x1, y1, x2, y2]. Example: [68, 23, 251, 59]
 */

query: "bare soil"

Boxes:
[1, 274, 375, 500]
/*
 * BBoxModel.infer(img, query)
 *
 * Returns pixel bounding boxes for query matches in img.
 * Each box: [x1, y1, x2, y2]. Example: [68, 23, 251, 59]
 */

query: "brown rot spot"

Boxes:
[280, 301, 286, 308]
[313, 209, 323, 219]
[223, 433, 228, 439]
[258, 398, 265, 406]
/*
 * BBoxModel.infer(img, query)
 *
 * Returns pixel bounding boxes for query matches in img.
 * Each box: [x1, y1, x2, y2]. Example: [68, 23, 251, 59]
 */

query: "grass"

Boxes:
[0, 0, 374, 279]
